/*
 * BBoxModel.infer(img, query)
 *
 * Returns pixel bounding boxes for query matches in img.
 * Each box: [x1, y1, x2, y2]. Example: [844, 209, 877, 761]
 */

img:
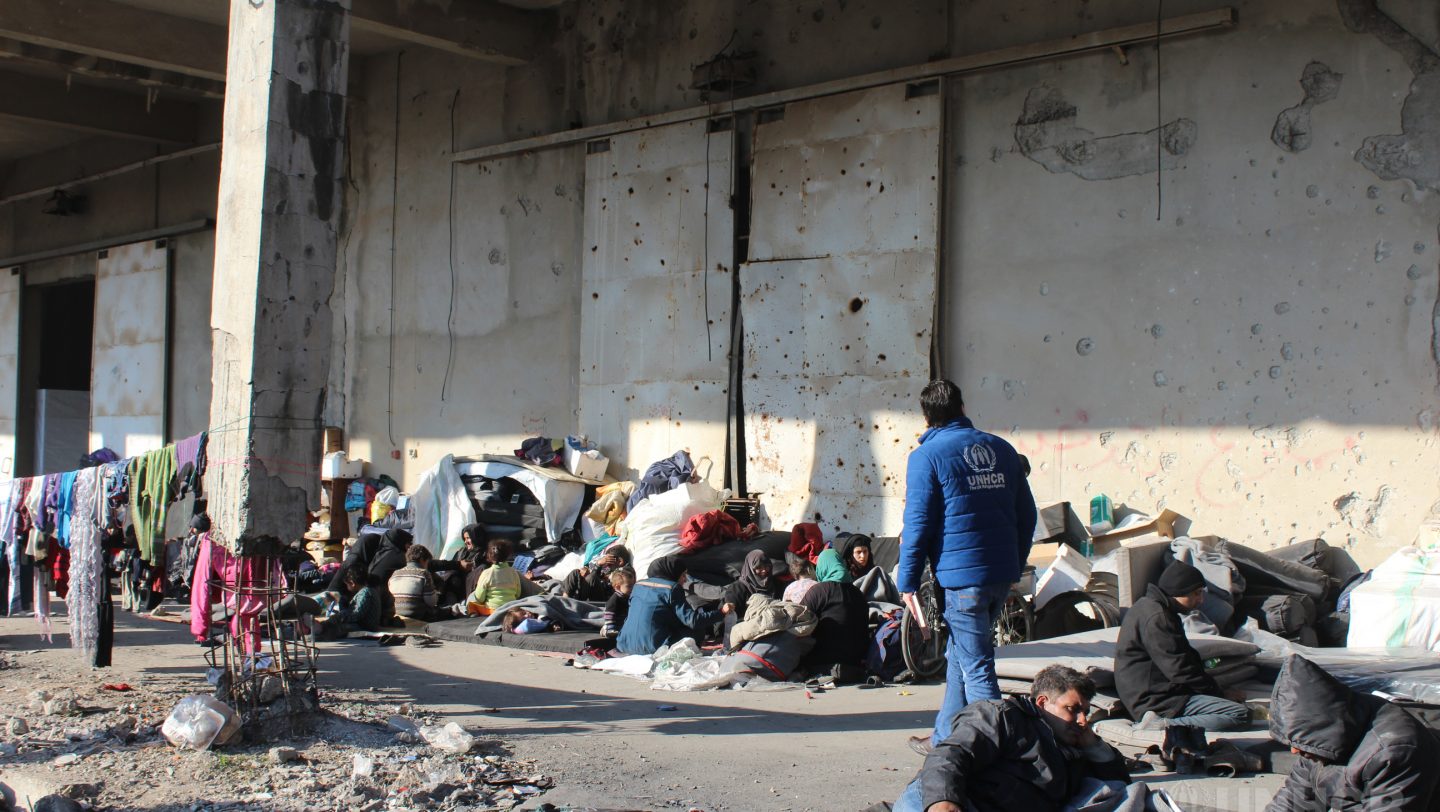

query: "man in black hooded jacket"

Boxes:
[892, 665, 1129, 812]
[1266, 655, 1439, 811]
[1114, 560, 1251, 731]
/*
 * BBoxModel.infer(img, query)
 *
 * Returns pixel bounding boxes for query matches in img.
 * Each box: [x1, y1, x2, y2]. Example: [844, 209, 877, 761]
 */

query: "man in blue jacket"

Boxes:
[898, 379, 1037, 754]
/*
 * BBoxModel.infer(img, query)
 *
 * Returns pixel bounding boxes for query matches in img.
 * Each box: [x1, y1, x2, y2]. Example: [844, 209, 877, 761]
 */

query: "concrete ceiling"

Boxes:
[0, 0, 556, 170]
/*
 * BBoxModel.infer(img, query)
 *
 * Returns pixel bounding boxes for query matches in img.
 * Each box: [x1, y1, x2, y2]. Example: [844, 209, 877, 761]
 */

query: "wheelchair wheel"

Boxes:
[901, 578, 948, 680]
[992, 594, 1034, 648]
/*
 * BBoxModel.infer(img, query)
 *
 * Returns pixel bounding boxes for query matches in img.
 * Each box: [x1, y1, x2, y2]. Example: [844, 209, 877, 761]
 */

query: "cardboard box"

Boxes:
[1090, 508, 1188, 556]
[1033, 502, 1088, 547]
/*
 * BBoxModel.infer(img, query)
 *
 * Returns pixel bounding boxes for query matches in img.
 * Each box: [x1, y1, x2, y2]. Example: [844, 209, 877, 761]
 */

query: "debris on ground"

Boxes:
[0, 647, 554, 812]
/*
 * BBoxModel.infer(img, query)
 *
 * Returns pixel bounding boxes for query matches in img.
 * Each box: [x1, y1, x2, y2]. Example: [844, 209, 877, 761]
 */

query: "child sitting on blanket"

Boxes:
[453, 539, 522, 617]
[500, 608, 560, 634]
[602, 567, 636, 638]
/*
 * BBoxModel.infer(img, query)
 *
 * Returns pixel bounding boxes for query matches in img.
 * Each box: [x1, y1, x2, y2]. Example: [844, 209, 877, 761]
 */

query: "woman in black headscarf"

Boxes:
[837, 533, 876, 579]
[432, 523, 488, 604]
[719, 549, 782, 649]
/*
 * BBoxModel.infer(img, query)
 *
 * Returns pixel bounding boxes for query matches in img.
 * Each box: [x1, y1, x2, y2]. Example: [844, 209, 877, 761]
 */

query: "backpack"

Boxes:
[866, 616, 906, 681]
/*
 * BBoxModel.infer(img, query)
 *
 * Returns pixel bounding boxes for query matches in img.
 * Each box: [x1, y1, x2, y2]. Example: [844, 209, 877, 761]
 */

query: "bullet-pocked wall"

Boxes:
[943, 0, 1440, 565]
[0, 138, 219, 477]
[333, 49, 585, 480]
[334, 0, 952, 487]
[335, 0, 1440, 567]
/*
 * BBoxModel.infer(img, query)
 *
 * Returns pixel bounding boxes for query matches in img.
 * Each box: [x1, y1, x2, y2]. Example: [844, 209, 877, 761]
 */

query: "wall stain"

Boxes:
[1339, 1, 1440, 390]
[1340, 0, 1440, 190]
[1271, 61, 1343, 153]
[1014, 85, 1196, 180]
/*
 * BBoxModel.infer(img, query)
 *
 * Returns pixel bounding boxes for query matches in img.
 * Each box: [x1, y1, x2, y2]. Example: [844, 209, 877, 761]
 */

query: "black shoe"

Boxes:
[907, 735, 933, 756]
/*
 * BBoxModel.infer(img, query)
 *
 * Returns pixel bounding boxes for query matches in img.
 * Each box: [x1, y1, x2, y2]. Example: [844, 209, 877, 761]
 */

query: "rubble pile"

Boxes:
[0, 653, 553, 812]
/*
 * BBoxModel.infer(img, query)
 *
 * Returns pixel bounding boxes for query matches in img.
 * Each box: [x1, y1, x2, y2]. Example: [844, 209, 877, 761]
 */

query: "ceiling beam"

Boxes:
[0, 70, 199, 144]
[349, 0, 544, 66]
[0, 0, 547, 91]
[0, 37, 226, 99]
[0, 0, 227, 82]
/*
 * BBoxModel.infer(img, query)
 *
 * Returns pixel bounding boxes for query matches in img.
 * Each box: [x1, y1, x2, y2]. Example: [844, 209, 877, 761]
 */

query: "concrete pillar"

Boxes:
[205, 0, 350, 552]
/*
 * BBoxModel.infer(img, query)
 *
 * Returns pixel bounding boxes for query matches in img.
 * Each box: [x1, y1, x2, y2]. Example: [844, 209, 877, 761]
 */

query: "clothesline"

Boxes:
[0, 431, 208, 661]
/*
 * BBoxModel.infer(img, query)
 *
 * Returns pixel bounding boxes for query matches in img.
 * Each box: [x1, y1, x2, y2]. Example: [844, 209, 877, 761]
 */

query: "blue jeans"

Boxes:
[893, 778, 924, 812]
[1167, 693, 1251, 731]
[931, 582, 1011, 745]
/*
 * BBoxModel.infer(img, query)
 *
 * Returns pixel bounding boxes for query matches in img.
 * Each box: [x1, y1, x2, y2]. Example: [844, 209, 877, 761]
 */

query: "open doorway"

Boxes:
[16, 277, 95, 475]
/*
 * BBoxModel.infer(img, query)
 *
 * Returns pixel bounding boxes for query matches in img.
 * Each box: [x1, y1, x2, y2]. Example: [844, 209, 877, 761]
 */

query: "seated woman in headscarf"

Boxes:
[836, 532, 876, 579]
[783, 553, 819, 604]
[561, 545, 632, 603]
[434, 523, 488, 605]
[837, 532, 901, 606]
[799, 557, 872, 682]
[719, 550, 783, 650]
[617, 554, 733, 656]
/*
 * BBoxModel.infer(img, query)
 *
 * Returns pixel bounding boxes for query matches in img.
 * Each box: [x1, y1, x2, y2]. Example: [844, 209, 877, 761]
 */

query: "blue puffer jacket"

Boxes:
[616, 577, 721, 656]
[897, 418, 1037, 593]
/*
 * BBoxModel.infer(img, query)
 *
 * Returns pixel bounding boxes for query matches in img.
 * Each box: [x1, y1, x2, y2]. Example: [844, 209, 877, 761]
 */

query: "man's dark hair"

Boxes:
[406, 544, 432, 565]
[1030, 664, 1097, 702]
[920, 379, 966, 427]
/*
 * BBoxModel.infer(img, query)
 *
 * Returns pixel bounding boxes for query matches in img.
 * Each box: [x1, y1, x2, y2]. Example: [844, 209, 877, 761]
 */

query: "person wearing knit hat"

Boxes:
[1112, 559, 1253, 732]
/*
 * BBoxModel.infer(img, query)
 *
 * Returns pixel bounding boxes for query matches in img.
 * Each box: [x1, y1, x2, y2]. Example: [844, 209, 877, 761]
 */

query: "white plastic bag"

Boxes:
[411, 455, 475, 559]
[653, 637, 703, 674]
[622, 482, 728, 578]
[161, 695, 240, 750]
[420, 721, 477, 754]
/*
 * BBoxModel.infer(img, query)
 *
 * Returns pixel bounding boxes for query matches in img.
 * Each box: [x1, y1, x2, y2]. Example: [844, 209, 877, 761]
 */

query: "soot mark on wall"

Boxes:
[1340, 0, 1440, 190]
[1014, 85, 1197, 180]
[1271, 61, 1344, 153]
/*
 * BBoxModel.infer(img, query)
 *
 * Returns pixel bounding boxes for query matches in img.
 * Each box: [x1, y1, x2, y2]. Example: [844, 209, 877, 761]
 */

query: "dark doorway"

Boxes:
[16, 277, 95, 476]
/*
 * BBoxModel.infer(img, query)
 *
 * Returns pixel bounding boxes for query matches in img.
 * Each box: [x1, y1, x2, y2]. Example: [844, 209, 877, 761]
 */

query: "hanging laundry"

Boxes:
[190, 532, 286, 655]
[6, 478, 31, 616]
[129, 446, 178, 563]
[67, 468, 104, 663]
[47, 546, 70, 599]
[173, 432, 207, 498]
[24, 475, 48, 560]
[55, 470, 78, 547]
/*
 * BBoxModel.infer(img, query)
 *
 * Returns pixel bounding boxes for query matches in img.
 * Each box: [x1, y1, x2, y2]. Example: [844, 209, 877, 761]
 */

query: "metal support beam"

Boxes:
[0, 0, 227, 81]
[454, 7, 1237, 164]
[0, 219, 213, 269]
[0, 0, 545, 85]
[350, 0, 544, 66]
[0, 143, 220, 207]
[0, 70, 199, 144]
[0, 37, 226, 99]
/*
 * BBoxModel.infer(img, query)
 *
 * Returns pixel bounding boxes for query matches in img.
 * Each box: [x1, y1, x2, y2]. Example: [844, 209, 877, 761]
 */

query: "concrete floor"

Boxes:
[0, 610, 1287, 811]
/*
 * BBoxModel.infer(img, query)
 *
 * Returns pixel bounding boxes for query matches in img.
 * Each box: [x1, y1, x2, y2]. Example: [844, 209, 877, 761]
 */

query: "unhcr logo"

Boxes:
[963, 443, 1006, 490]
[962, 443, 998, 473]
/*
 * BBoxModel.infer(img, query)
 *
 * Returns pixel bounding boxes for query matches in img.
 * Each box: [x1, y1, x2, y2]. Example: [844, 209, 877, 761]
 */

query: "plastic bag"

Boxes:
[412, 455, 476, 560]
[651, 654, 741, 692]
[653, 638, 703, 674]
[622, 482, 729, 578]
[420, 721, 477, 754]
[161, 695, 240, 750]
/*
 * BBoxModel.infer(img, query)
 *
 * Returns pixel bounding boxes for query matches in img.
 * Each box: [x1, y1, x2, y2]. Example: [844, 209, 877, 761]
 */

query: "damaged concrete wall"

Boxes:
[0, 142, 217, 468]
[945, 0, 1440, 565]
[337, 0, 1439, 569]
[579, 121, 733, 485]
[336, 49, 583, 484]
